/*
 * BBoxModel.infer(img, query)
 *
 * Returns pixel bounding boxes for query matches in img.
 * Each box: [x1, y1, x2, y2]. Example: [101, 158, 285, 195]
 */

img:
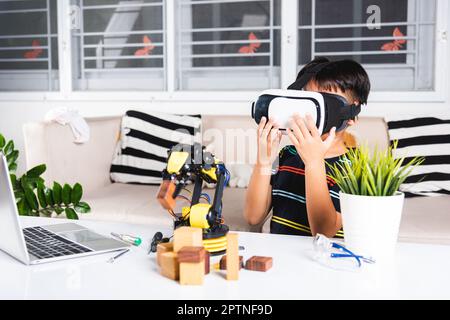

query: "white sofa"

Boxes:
[23, 115, 450, 244]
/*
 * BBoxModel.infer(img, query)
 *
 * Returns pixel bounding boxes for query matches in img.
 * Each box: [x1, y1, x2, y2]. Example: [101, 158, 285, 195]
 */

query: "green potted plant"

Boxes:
[327, 142, 423, 261]
[0, 133, 91, 219]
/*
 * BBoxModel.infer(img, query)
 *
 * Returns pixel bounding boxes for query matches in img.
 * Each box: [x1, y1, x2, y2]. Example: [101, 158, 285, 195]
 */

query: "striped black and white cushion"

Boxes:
[386, 114, 450, 197]
[110, 110, 202, 184]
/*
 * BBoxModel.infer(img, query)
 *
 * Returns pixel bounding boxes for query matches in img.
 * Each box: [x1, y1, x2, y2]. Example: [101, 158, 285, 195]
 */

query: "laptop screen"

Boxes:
[0, 154, 30, 264]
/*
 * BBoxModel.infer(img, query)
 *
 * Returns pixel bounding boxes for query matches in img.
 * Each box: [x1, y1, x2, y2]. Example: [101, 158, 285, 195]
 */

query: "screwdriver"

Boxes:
[111, 232, 142, 246]
[107, 249, 130, 263]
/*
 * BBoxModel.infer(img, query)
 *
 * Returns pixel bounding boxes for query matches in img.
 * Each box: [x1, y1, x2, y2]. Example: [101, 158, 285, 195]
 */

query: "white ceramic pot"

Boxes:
[339, 191, 405, 262]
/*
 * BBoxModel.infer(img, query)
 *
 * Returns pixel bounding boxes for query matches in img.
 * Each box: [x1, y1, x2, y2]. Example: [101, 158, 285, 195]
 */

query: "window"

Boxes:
[177, 0, 281, 90]
[298, 0, 436, 91]
[71, 0, 165, 91]
[0, 0, 445, 103]
[0, 0, 58, 91]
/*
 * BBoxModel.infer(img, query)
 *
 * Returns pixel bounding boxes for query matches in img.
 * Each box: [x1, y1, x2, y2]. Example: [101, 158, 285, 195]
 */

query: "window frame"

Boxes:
[0, 0, 448, 117]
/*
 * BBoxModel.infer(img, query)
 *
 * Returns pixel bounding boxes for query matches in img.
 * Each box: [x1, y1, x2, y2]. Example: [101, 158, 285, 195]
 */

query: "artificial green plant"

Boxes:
[327, 141, 424, 196]
[0, 133, 90, 219]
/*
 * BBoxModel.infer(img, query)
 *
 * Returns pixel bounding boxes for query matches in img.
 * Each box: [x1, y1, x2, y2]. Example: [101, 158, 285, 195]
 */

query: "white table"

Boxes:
[1, 216, 449, 300]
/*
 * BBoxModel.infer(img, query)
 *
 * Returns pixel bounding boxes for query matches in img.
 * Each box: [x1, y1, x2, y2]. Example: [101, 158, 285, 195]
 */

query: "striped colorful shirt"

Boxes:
[270, 145, 346, 238]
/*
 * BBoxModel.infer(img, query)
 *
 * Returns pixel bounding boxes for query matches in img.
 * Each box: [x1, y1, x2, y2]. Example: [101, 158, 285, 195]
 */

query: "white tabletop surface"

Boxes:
[1, 216, 449, 300]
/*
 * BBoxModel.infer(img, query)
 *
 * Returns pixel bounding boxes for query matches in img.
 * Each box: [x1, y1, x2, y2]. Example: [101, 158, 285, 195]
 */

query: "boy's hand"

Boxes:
[256, 117, 282, 171]
[287, 114, 336, 168]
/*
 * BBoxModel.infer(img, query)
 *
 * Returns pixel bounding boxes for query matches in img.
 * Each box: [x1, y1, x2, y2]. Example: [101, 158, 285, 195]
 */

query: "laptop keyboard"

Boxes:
[23, 226, 92, 260]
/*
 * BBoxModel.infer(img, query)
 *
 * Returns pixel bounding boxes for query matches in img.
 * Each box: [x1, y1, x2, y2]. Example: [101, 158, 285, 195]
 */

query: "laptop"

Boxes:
[0, 153, 129, 265]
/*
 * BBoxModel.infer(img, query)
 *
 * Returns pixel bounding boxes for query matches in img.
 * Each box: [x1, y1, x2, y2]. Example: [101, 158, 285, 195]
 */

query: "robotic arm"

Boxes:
[157, 143, 230, 254]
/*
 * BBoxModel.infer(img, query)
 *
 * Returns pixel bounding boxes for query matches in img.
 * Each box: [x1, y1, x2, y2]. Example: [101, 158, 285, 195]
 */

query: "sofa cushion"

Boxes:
[81, 183, 173, 226]
[81, 183, 253, 232]
[110, 110, 202, 184]
[400, 195, 450, 245]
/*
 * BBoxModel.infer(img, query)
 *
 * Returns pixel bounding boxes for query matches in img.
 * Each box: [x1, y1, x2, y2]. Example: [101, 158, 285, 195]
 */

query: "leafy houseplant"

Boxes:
[327, 141, 424, 197]
[326, 142, 423, 261]
[0, 133, 91, 220]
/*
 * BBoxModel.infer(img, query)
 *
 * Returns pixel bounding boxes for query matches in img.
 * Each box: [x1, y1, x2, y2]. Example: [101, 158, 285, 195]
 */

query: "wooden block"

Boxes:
[204, 251, 210, 275]
[245, 256, 273, 272]
[178, 246, 205, 263]
[226, 233, 239, 281]
[156, 242, 173, 266]
[180, 261, 205, 285]
[220, 255, 243, 270]
[160, 252, 179, 280]
[173, 226, 203, 252]
[157, 180, 176, 210]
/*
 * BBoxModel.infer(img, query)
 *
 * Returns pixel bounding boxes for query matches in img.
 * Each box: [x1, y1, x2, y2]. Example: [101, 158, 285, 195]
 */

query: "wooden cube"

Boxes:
[156, 242, 173, 266]
[160, 252, 179, 280]
[180, 261, 205, 285]
[226, 233, 239, 281]
[173, 227, 203, 252]
[245, 256, 273, 272]
[178, 246, 205, 263]
[219, 255, 243, 270]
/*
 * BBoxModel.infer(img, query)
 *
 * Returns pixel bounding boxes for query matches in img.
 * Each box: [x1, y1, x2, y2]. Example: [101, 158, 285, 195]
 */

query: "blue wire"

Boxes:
[200, 193, 211, 203]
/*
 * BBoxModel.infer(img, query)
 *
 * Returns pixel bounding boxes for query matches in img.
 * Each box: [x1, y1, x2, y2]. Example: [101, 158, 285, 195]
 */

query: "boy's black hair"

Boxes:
[290, 57, 371, 105]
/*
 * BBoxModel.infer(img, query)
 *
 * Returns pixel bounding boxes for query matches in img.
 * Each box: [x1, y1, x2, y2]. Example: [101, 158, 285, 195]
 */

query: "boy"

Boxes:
[244, 57, 370, 238]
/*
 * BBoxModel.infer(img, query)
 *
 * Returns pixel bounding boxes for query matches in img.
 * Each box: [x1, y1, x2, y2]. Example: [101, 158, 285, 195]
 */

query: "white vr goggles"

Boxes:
[251, 61, 362, 135]
[251, 89, 361, 135]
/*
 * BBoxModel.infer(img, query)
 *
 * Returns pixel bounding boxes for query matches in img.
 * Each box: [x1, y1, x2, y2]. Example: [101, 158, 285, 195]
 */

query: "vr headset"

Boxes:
[251, 62, 362, 135]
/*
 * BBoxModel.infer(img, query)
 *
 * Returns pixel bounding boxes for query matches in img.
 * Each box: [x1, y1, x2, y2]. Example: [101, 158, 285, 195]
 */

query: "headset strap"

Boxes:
[340, 103, 361, 120]
[288, 61, 362, 121]
[287, 62, 330, 90]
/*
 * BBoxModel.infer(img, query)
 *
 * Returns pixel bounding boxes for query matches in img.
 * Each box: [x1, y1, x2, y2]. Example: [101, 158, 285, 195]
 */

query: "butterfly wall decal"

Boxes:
[238, 32, 261, 54]
[23, 40, 43, 59]
[380, 27, 406, 51]
[134, 35, 155, 56]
